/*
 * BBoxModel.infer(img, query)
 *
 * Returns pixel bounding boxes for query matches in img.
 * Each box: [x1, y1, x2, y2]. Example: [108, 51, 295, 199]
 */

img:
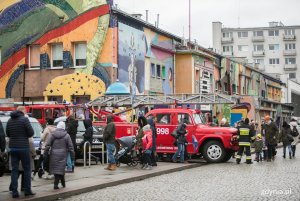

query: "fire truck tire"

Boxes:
[202, 141, 225, 163]
[222, 150, 233, 162]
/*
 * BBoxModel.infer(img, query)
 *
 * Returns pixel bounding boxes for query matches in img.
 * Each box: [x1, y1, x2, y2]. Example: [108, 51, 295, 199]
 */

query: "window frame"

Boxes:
[285, 43, 296, 50]
[253, 30, 264, 37]
[162, 66, 166, 80]
[269, 44, 280, 51]
[285, 58, 296, 64]
[28, 44, 41, 69]
[284, 29, 295, 36]
[151, 63, 156, 77]
[253, 44, 264, 51]
[268, 30, 279, 36]
[156, 64, 161, 79]
[238, 45, 249, 52]
[51, 43, 63, 68]
[73, 42, 87, 68]
[237, 31, 248, 38]
[269, 58, 280, 65]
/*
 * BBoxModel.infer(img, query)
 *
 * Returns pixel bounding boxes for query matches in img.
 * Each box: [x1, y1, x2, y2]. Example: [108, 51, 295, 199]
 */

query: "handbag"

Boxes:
[171, 128, 178, 138]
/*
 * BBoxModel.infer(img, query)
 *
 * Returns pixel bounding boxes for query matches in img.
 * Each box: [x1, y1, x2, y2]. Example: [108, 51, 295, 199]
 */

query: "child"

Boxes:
[253, 134, 263, 162]
[142, 124, 153, 170]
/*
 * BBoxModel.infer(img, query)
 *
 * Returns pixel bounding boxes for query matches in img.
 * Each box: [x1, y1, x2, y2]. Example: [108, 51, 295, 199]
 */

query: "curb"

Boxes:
[26, 163, 204, 201]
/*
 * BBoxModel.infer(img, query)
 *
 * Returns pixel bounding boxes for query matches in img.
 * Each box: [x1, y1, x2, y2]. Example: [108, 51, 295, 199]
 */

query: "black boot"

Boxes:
[236, 158, 241, 164]
[289, 152, 292, 159]
[283, 153, 286, 159]
[61, 175, 66, 188]
[54, 175, 59, 189]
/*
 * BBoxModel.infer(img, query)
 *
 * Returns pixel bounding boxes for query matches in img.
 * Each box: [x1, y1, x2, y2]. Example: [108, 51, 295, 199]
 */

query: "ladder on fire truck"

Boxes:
[88, 93, 236, 108]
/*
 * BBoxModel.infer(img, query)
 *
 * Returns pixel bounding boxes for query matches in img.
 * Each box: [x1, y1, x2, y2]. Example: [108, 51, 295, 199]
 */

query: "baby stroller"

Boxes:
[115, 136, 140, 167]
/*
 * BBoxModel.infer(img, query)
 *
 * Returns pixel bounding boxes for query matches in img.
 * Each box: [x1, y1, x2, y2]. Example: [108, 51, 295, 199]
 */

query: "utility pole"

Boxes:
[22, 64, 28, 106]
[189, 0, 191, 43]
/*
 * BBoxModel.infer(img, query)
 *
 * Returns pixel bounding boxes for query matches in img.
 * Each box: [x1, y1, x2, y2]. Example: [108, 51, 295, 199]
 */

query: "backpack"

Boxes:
[291, 126, 299, 137]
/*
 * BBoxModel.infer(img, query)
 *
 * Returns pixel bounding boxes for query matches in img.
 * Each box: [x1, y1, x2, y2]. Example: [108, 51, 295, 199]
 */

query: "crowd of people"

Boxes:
[221, 115, 300, 164]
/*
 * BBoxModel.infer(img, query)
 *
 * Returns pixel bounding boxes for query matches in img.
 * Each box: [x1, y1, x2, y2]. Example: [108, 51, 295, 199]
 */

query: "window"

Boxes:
[29, 45, 40, 69]
[289, 73, 296, 79]
[156, 64, 161, 78]
[222, 32, 232, 38]
[253, 44, 264, 51]
[268, 30, 279, 36]
[285, 43, 296, 50]
[253, 31, 263, 36]
[254, 59, 264, 64]
[203, 80, 208, 84]
[285, 58, 296, 64]
[238, 31, 248, 38]
[162, 66, 166, 79]
[151, 63, 155, 77]
[156, 114, 170, 124]
[74, 43, 87, 67]
[238, 45, 249, 52]
[177, 114, 192, 124]
[32, 109, 42, 119]
[269, 44, 280, 51]
[269, 58, 279, 64]
[223, 46, 233, 52]
[51, 43, 63, 68]
[284, 29, 295, 35]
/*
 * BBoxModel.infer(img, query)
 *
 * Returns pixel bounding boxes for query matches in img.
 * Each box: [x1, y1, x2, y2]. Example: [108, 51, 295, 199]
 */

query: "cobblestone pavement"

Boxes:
[63, 147, 300, 201]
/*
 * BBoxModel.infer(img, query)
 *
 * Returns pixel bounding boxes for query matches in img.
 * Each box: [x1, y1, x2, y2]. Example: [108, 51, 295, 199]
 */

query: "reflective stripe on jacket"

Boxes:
[238, 124, 255, 146]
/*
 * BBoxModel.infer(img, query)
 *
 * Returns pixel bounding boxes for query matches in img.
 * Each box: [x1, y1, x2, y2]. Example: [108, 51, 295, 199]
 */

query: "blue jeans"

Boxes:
[10, 148, 31, 194]
[66, 152, 73, 170]
[106, 143, 116, 164]
[172, 143, 185, 162]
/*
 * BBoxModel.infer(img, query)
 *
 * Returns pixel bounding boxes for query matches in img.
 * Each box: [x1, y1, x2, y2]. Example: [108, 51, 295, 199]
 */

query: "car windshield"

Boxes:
[193, 113, 206, 124]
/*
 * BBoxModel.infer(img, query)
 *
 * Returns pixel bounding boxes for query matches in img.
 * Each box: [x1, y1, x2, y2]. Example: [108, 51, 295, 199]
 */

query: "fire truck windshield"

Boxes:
[193, 113, 206, 124]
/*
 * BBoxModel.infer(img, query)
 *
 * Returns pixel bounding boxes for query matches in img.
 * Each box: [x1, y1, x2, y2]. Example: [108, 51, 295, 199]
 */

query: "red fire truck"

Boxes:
[90, 94, 239, 163]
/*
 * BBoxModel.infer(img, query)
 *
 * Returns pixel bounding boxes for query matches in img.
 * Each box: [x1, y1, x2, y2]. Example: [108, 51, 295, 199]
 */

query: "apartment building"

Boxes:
[213, 21, 300, 81]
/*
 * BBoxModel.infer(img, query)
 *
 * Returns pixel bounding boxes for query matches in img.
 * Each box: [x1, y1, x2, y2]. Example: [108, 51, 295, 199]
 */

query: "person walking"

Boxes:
[142, 124, 153, 170]
[6, 106, 35, 198]
[66, 115, 78, 172]
[44, 121, 74, 189]
[290, 117, 299, 158]
[40, 118, 56, 179]
[264, 115, 278, 161]
[252, 134, 263, 162]
[278, 121, 293, 159]
[136, 116, 147, 168]
[236, 118, 255, 164]
[147, 117, 157, 166]
[172, 121, 188, 163]
[103, 115, 117, 171]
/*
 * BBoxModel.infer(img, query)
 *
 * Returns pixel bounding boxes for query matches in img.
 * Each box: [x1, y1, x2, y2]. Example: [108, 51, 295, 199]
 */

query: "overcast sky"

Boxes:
[113, 0, 300, 48]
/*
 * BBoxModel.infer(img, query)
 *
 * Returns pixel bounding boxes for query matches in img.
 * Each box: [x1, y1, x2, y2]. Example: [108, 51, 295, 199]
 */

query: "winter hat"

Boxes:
[256, 134, 262, 139]
[221, 118, 227, 124]
[57, 121, 66, 130]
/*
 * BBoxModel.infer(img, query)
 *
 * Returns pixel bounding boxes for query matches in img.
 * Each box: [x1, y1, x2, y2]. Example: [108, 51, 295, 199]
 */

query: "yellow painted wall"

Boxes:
[43, 73, 106, 102]
[175, 54, 193, 93]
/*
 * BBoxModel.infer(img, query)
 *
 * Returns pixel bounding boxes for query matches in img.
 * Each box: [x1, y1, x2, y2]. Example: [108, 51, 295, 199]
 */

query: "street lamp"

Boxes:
[21, 64, 28, 106]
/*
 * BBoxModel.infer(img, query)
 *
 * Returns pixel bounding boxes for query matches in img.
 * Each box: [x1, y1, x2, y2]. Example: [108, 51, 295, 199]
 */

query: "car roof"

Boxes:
[0, 115, 39, 123]
[54, 116, 84, 123]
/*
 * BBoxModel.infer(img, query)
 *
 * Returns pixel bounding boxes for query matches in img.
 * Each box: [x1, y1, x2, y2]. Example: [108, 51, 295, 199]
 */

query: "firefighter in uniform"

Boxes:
[236, 118, 255, 164]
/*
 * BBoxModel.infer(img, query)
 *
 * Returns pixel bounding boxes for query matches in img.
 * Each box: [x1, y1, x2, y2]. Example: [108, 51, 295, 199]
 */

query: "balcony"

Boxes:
[284, 64, 297, 71]
[283, 49, 297, 56]
[283, 35, 296, 41]
[252, 51, 265, 57]
[223, 51, 233, 57]
[252, 36, 265, 42]
[221, 37, 233, 44]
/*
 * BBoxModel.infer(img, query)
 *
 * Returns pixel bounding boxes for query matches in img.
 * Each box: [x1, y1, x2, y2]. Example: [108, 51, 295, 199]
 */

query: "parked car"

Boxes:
[0, 113, 43, 173]
[54, 117, 103, 160]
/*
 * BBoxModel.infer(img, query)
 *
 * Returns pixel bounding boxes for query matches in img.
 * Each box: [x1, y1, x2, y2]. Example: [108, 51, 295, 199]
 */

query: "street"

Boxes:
[63, 147, 300, 201]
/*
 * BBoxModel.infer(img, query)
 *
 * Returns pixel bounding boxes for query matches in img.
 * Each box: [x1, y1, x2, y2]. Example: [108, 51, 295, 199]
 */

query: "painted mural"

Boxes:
[0, 0, 111, 102]
[144, 28, 174, 94]
[118, 22, 145, 94]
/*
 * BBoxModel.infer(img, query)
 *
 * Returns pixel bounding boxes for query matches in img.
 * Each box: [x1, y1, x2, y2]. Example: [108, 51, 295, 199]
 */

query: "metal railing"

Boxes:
[83, 141, 108, 168]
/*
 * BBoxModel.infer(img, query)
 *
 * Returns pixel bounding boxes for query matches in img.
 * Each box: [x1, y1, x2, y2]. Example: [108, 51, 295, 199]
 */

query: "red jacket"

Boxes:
[142, 125, 153, 150]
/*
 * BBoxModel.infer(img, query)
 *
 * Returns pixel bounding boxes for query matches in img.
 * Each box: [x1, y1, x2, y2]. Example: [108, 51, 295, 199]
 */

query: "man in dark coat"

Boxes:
[6, 106, 35, 198]
[264, 115, 278, 161]
[236, 118, 255, 164]
[265, 115, 278, 162]
[66, 115, 78, 171]
[103, 115, 116, 171]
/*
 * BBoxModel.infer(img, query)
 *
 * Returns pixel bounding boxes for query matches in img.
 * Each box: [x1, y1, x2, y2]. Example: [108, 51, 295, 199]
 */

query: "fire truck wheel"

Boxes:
[202, 140, 225, 163]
